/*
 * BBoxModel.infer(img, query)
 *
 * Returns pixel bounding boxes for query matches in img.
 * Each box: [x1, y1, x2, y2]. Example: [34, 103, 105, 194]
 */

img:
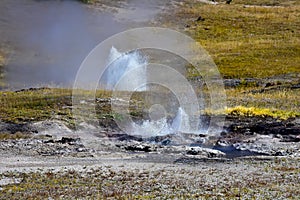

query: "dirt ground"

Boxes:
[0, 137, 299, 199]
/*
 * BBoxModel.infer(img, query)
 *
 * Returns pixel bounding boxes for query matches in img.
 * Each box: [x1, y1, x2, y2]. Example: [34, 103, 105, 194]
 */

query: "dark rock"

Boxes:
[196, 16, 205, 22]
[186, 147, 225, 157]
[216, 139, 230, 147]
[43, 139, 55, 144]
[0, 121, 36, 134]
[186, 148, 199, 155]
[273, 151, 285, 156]
[161, 139, 171, 145]
[274, 134, 283, 139]
[280, 135, 300, 142]
[58, 137, 80, 145]
[291, 84, 300, 89]
[45, 134, 52, 138]
[224, 116, 300, 136]
[174, 157, 230, 164]
[108, 133, 143, 142]
[223, 79, 241, 88]
[213, 144, 267, 158]
[123, 144, 152, 152]
[43, 137, 81, 145]
[265, 82, 275, 87]
[198, 133, 207, 137]
[14, 87, 49, 93]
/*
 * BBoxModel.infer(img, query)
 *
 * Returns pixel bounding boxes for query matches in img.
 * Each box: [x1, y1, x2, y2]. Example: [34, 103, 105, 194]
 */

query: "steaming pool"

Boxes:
[0, 0, 172, 89]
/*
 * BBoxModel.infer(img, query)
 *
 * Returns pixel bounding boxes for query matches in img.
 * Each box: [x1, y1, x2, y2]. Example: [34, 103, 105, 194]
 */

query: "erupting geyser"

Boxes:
[101, 47, 148, 91]
[103, 47, 201, 138]
[132, 106, 196, 138]
[73, 27, 226, 145]
[102, 47, 206, 141]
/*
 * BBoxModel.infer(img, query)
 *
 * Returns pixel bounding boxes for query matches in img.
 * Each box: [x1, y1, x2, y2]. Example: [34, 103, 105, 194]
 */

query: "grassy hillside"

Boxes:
[168, 0, 300, 79]
[159, 0, 300, 116]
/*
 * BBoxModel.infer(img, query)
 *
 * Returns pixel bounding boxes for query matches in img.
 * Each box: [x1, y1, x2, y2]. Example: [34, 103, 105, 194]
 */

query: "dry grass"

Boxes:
[225, 106, 299, 120]
[233, 0, 299, 6]
[226, 87, 300, 113]
[0, 132, 31, 140]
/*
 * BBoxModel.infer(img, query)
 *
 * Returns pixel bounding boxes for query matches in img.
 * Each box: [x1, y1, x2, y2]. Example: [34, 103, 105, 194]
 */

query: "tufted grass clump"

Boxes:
[226, 86, 300, 115]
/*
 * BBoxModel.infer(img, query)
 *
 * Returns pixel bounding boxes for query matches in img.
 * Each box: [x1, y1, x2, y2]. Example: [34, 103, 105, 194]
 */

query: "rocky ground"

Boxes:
[0, 116, 299, 199]
[1, 151, 299, 199]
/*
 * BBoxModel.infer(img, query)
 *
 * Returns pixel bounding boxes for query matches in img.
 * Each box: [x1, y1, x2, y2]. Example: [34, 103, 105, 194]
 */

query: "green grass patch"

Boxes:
[171, 1, 300, 78]
[0, 88, 145, 125]
[0, 88, 73, 123]
[1, 88, 298, 126]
